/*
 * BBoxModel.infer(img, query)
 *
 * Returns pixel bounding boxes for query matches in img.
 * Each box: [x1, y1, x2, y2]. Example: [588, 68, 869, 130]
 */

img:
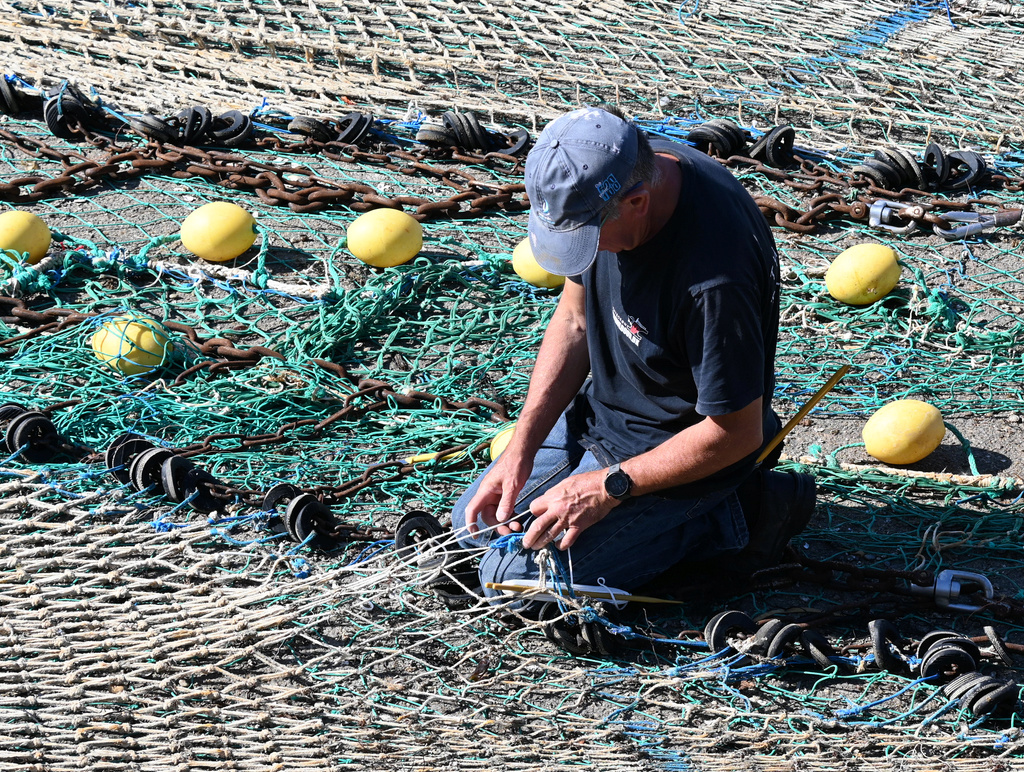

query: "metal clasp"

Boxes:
[868, 199, 922, 235]
[909, 569, 993, 612]
[932, 208, 1022, 241]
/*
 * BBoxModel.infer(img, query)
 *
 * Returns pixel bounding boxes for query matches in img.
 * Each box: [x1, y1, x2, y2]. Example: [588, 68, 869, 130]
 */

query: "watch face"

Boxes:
[606, 471, 630, 498]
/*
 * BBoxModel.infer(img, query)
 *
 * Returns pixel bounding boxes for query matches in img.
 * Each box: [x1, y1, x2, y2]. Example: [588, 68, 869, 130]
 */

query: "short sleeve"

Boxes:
[684, 281, 766, 416]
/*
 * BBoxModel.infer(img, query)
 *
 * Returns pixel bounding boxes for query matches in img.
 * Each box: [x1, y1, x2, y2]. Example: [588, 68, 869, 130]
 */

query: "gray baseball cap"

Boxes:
[524, 107, 639, 276]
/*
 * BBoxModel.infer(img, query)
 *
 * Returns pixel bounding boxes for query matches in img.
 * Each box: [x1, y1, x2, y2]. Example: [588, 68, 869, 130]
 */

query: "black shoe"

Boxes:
[736, 467, 816, 570]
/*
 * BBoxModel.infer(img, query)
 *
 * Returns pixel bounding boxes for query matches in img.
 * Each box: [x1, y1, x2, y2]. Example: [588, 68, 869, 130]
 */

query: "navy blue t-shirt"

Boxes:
[573, 139, 780, 492]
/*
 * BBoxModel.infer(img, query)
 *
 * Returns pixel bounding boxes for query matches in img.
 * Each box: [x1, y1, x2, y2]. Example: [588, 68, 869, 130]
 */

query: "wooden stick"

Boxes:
[484, 582, 684, 605]
[758, 363, 851, 464]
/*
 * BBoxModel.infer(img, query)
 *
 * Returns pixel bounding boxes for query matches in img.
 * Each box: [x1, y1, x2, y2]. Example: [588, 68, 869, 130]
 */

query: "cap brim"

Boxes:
[527, 208, 601, 277]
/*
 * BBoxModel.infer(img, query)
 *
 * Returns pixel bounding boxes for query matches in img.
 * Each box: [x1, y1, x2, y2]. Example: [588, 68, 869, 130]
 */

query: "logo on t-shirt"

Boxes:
[612, 307, 646, 346]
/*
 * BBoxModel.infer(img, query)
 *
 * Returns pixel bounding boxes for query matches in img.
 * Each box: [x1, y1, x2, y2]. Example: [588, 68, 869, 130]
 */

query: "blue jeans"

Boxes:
[451, 397, 750, 600]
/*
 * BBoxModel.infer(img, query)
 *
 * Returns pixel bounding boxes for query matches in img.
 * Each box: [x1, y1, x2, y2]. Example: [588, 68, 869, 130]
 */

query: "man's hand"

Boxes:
[523, 469, 619, 551]
[464, 450, 534, 537]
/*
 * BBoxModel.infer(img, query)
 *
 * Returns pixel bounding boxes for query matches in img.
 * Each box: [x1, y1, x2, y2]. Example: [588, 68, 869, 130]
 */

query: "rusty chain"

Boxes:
[0, 293, 507, 518]
[770, 552, 1024, 626]
[668, 549, 1024, 626]
[722, 152, 1023, 235]
[0, 122, 1020, 233]
[2, 117, 1023, 544]
[0, 124, 528, 219]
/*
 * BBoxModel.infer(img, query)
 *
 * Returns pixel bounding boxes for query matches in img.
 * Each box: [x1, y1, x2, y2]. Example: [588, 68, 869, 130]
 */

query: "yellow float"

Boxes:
[91, 315, 173, 376]
[489, 424, 516, 460]
[512, 238, 565, 288]
[0, 210, 51, 264]
[825, 242, 901, 305]
[347, 208, 422, 267]
[862, 399, 945, 465]
[180, 201, 257, 262]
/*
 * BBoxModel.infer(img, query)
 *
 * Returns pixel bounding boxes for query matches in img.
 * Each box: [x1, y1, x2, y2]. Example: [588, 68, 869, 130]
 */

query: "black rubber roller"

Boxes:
[919, 643, 977, 684]
[969, 680, 1019, 717]
[942, 671, 988, 701]
[284, 493, 337, 545]
[175, 106, 212, 143]
[209, 110, 254, 147]
[0, 77, 23, 116]
[916, 630, 980, 663]
[43, 84, 106, 139]
[704, 610, 758, 654]
[748, 618, 786, 656]
[105, 433, 155, 485]
[504, 128, 532, 157]
[869, 619, 908, 674]
[944, 150, 987, 190]
[128, 114, 179, 143]
[394, 510, 445, 563]
[921, 143, 949, 188]
[539, 602, 590, 656]
[336, 112, 373, 145]
[462, 111, 493, 152]
[262, 483, 300, 512]
[746, 125, 795, 167]
[851, 159, 903, 190]
[0, 403, 29, 446]
[129, 447, 176, 492]
[762, 126, 795, 168]
[288, 116, 335, 143]
[442, 111, 472, 148]
[800, 629, 845, 673]
[984, 625, 1014, 666]
[765, 622, 804, 660]
[415, 122, 455, 145]
[181, 467, 223, 513]
[687, 122, 743, 158]
[580, 606, 620, 658]
[4, 411, 59, 463]
[44, 93, 83, 139]
[160, 455, 195, 502]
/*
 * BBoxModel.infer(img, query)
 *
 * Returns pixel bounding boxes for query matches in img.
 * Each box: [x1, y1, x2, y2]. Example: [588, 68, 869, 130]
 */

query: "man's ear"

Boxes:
[628, 189, 651, 218]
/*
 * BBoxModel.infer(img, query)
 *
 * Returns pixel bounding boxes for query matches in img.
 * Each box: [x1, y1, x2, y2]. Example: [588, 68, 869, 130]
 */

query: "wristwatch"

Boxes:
[604, 462, 634, 500]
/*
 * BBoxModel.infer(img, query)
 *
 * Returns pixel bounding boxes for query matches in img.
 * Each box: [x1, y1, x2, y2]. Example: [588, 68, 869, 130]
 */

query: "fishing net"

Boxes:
[3, 0, 1024, 769]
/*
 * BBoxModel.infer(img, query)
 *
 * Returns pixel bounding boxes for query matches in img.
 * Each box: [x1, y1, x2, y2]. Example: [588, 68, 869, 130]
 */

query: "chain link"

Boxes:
[722, 151, 1023, 234]
[0, 293, 506, 527]
[0, 124, 529, 219]
[2, 124, 1021, 233]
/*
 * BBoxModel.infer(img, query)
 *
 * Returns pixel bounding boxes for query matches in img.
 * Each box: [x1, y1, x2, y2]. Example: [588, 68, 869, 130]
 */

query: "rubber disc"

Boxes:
[129, 447, 176, 493]
[180, 467, 222, 513]
[106, 434, 155, 484]
[160, 454, 195, 502]
[7, 412, 59, 463]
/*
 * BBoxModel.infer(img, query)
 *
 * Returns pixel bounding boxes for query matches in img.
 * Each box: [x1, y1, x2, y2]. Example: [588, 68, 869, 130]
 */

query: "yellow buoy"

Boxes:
[825, 242, 901, 305]
[346, 208, 422, 267]
[512, 238, 565, 289]
[179, 202, 257, 262]
[0, 210, 51, 265]
[91, 315, 173, 376]
[862, 399, 945, 465]
[489, 424, 516, 460]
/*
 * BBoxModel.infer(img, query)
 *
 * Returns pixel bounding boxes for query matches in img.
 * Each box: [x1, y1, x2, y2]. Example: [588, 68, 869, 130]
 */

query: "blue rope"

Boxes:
[836, 674, 938, 718]
[677, 0, 699, 23]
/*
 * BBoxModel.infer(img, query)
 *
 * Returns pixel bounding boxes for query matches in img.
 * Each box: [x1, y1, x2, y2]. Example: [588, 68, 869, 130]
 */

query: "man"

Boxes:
[450, 105, 814, 601]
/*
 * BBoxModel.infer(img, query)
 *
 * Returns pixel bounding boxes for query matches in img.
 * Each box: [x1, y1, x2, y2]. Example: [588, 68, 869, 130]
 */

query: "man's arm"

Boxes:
[465, 279, 590, 535]
[524, 396, 764, 550]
